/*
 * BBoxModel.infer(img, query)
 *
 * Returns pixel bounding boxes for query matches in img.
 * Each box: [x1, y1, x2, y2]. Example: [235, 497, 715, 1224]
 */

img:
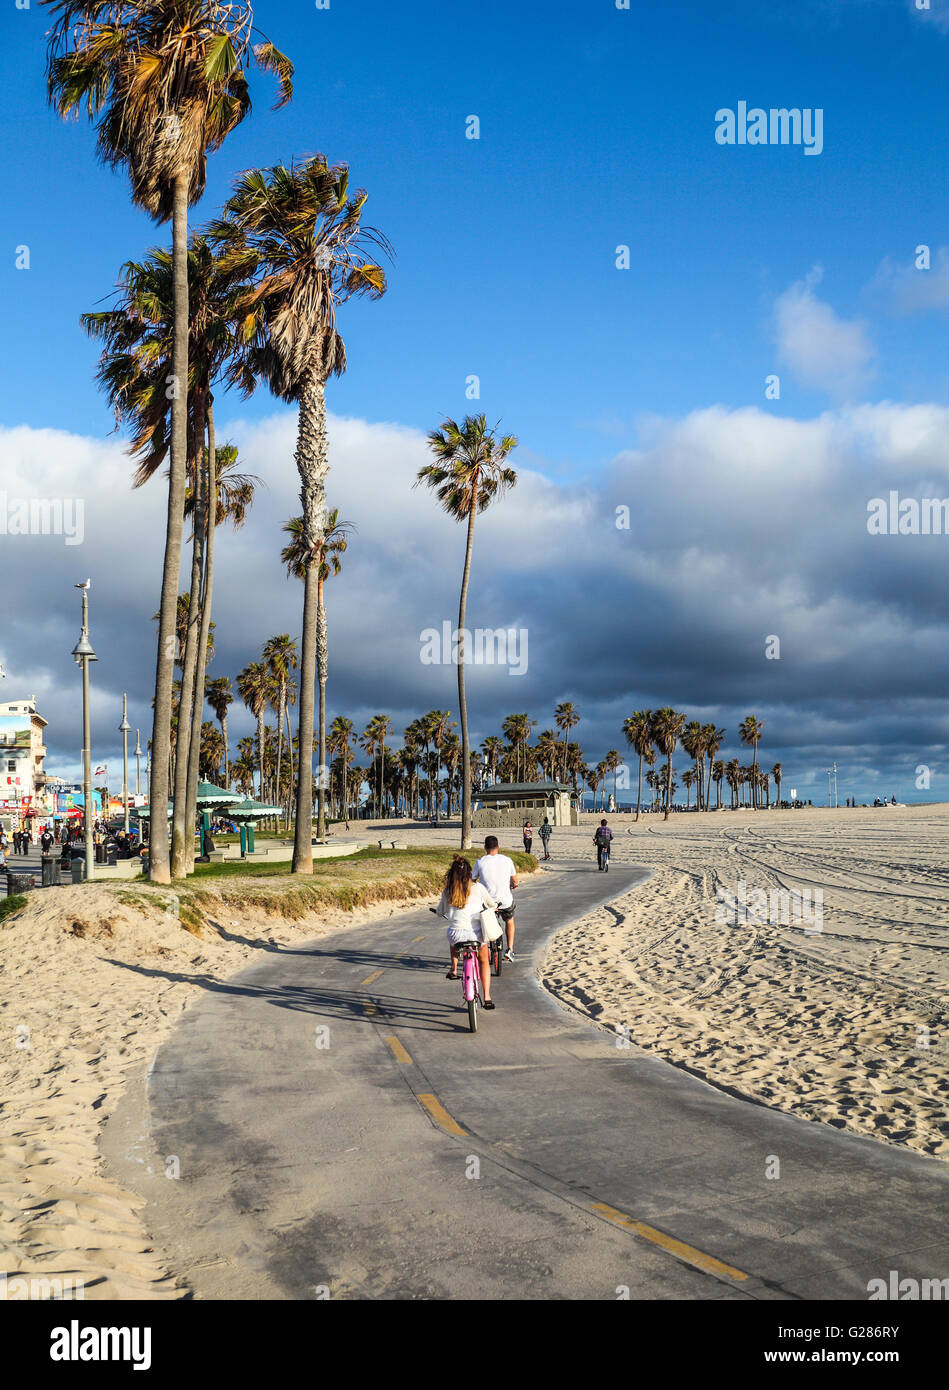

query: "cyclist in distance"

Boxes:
[594, 818, 613, 871]
[437, 855, 498, 1008]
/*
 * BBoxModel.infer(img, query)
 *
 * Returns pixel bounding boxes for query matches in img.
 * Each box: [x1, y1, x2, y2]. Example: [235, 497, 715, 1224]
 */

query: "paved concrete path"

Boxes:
[104, 857, 949, 1300]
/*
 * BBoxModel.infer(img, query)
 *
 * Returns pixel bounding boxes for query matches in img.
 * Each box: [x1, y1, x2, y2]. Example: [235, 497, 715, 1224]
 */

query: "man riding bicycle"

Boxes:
[594, 818, 612, 872]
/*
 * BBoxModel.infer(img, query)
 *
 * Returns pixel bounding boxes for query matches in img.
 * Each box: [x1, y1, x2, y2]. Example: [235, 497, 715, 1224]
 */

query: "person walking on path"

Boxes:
[522, 820, 534, 856]
[539, 816, 552, 860]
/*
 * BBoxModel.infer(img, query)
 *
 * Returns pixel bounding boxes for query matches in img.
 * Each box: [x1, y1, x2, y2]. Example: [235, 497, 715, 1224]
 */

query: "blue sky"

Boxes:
[5, 0, 949, 462]
[4, 0, 949, 804]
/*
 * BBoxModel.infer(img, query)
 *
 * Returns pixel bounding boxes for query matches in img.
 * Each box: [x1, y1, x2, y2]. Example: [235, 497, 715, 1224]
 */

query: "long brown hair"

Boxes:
[444, 855, 472, 909]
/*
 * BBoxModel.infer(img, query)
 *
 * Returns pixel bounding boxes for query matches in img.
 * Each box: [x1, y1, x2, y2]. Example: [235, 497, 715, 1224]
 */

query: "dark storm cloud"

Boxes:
[3, 399, 949, 803]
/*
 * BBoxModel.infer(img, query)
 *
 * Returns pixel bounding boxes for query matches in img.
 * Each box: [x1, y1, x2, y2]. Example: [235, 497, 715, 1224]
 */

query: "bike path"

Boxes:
[104, 857, 949, 1300]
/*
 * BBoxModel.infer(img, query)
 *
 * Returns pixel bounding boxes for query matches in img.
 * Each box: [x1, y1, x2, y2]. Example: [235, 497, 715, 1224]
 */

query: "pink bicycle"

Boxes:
[431, 909, 486, 1032]
[456, 937, 485, 1032]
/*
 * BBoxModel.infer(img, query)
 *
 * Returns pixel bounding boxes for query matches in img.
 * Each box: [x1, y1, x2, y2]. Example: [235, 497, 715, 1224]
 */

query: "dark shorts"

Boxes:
[497, 903, 516, 923]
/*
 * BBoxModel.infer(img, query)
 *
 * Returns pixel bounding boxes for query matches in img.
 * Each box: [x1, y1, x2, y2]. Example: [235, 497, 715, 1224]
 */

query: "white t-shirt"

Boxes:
[472, 853, 517, 909]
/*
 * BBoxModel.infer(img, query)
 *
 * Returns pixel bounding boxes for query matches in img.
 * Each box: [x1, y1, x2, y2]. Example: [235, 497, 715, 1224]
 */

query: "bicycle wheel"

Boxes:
[493, 939, 503, 976]
[468, 997, 478, 1032]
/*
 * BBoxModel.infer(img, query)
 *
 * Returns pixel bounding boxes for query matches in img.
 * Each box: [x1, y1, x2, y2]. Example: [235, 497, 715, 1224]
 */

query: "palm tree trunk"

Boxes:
[664, 752, 672, 821]
[457, 491, 478, 849]
[221, 711, 229, 787]
[285, 704, 294, 828]
[183, 403, 217, 873]
[316, 574, 328, 840]
[636, 754, 643, 821]
[292, 373, 329, 873]
[257, 710, 265, 801]
[149, 171, 190, 885]
[171, 397, 206, 878]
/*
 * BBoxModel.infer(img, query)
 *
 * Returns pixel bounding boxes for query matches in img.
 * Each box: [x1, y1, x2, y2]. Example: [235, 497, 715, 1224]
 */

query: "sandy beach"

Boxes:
[2, 806, 947, 1300]
[543, 805, 949, 1161]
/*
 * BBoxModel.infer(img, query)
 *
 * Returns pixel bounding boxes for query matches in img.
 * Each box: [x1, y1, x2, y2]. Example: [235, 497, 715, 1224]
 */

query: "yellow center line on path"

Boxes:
[385, 1036, 412, 1065]
[411, 935, 425, 942]
[361, 969, 383, 987]
[362, 1001, 378, 1017]
[417, 1093, 467, 1136]
[590, 1202, 750, 1282]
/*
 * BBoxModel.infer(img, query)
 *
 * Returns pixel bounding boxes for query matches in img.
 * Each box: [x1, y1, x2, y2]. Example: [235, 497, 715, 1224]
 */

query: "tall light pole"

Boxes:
[119, 695, 132, 835]
[134, 729, 142, 797]
[71, 582, 96, 881]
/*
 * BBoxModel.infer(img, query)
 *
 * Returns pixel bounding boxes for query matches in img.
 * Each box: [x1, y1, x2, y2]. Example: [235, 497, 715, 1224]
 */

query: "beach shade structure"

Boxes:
[226, 797, 282, 820]
[194, 781, 242, 809]
[220, 797, 282, 856]
[135, 802, 173, 819]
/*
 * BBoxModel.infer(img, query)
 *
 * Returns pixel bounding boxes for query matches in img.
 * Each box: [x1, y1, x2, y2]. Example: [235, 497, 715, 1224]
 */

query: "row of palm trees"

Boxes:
[621, 710, 776, 821]
[47, 1, 391, 880]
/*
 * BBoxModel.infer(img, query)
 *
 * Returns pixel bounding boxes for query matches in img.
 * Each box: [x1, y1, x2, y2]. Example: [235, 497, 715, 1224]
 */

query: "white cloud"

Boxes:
[774, 267, 875, 400]
[4, 400, 949, 795]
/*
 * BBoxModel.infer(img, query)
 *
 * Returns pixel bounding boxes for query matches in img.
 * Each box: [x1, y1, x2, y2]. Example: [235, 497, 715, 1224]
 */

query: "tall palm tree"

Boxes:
[502, 713, 534, 783]
[415, 415, 517, 849]
[604, 749, 622, 808]
[651, 708, 686, 821]
[682, 768, 695, 808]
[622, 710, 654, 822]
[211, 155, 389, 872]
[84, 237, 250, 874]
[554, 702, 580, 782]
[712, 759, 725, 809]
[262, 636, 297, 827]
[237, 661, 269, 800]
[328, 716, 354, 826]
[738, 716, 765, 810]
[425, 710, 455, 821]
[704, 725, 726, 812]
[481, 735, 503, 787]
[282, 509, 353, 839]
[47, 0, 292, 883]
[205, 676, 233, 785]
[772, 762, 783, 807]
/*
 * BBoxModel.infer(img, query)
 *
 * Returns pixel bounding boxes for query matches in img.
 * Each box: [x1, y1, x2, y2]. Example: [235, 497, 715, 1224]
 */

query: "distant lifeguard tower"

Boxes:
[473, 780, 579, 829]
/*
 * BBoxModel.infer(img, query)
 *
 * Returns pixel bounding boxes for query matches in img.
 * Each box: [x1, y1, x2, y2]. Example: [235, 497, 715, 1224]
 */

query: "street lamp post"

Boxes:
[119, 695, 132, 835]
[134, 729, 142, 797]
[71, 583, 97, 881]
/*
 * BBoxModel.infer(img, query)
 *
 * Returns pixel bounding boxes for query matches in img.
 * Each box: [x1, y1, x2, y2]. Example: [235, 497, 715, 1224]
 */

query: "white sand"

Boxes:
[541, 806, 949, 1160]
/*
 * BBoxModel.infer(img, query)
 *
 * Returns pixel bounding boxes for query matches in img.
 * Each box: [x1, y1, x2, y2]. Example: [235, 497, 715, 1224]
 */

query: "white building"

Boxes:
[0, 698, 48, 815]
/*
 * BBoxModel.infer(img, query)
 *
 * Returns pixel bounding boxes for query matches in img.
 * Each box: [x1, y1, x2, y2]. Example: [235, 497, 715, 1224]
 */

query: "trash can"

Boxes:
[40, 854, 61, 887]
[6, 871, 31, 897]
[95, 843, 106, 865]
[72, 856, 87, 883]
[106, 845, 117, 867]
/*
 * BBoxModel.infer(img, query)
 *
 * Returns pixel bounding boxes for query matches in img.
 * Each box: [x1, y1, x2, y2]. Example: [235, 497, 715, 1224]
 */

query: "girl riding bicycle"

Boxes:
[437, 856, 499, 1009]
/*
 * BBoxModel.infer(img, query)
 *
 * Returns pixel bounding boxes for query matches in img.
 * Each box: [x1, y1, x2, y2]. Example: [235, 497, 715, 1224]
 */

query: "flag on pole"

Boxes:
[94, 765, 107, 776]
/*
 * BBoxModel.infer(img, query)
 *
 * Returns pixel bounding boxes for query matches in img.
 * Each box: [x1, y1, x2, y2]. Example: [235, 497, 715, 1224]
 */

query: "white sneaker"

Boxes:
[504, 949, 514, 962]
